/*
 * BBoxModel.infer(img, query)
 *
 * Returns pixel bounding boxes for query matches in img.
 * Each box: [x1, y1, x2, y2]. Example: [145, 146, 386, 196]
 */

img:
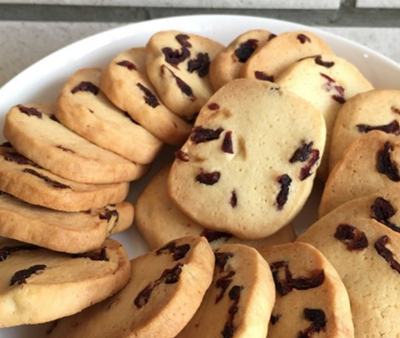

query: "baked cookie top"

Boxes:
[0, 238, 130, 327]
[177, 243, 275, 338]
[100, 48, 192, 145]
[146, 30, 224, 121]
[260, 242, 354, 338]
[3, 103, 148, 184]
[168, 79, 326, 239]
[43, 236, 215, 338]
[330, 89, 400, 171]
[56, 67, 163, 164]
[0, 144, 129, 212]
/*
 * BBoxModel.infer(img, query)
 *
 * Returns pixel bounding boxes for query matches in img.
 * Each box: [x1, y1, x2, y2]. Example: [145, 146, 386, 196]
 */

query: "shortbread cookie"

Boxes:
[0, 145, 129, 212]
[56, 67, 163, 164]
[298, 215, 400, 337]
[168, 79, 326, 239]
[260, 242, 354, 338]
[3, 103, 148, 184]
[209, 29, 275, 91]
[177, 243, 275, 338]
[0, 238, 130, 327]
[136, 165, 296, 249]
[241, 30, 334, 82]
[319, 131, 400, 217]
[330, 89, 400, 171]
[276, 54, 374, 181]
[100, 48, 192, 145]
[0, 193, 133, 253]
[44, 236, 214, 338]
[146, 30, 224, 121]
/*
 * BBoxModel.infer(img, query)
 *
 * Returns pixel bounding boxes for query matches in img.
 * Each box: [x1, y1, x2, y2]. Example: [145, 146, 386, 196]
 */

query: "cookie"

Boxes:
[136, 164, 296, 250]
[43, 236, 215, 338]
[241, 30, 334, 82]
[0, 238, 130, 327]
[276, 54, 374, 181]
[329, 89, 400, 171]
[209, 29, 275, 91]
[3, 103, 148, 184]
[297, 215, 400, 337]
[319, 131, 400, 217]
[100, 48, 192, 145]
[0, 192, 133, 253]
[56, 67, 163, 164]
[260, 242, 354, 338]
[168, 79, 326, 239]
[146, 30, 224, 121]
[0, 144, 129, 212]
[177, 243, 275, 338]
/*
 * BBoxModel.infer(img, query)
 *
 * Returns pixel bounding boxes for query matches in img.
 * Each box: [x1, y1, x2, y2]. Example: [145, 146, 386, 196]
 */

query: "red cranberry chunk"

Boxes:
[196, 170, 220, 185]
[276, 174, 292, 210]
[208, 102, 220, 110]
[137, 83, 160, 108]
[215, 270, 235, 303]
[270, 261, 292, 296]
[161, 263, 183, 284]
[377, 141, 400, 182]
[187, 53, 210, 78]
[255, 71, 274, 82]
[0, 245, 39, 262]
[116, 60, 137, 71]
[4, 151, 41, 168]
[234, 39, 258, 63]
[10, 264, 47, 286]
[299, 149, 320, 181]
[222, 131, 234, 154]
[72, 247, 109, 261]
[270, 314, 281, 325]
[176, 34, 191, 48]
[215, 251, 234, 271]
[221, 285, 243, 338]
[334, 224, 369, 251]
[290, 270, 325, 291]
[175, 149, 189, 162]
[370, 197, 400, 232]
[375, 235, 400, 274]
[298, 308, 327, 338]
[23, 168, 70, 189]
[162, 46, 190, 67]
[314, 55, 335, 68]
[391, 106, 400, 115]
[297, 34, 311, 44]
[230, 189, 238, 208]
[99, 208, 119, 222]
[55, 145, 75, 153]
[71, 81, 99, 95]
[163, 66, 195, 100]
[357, 120, 400, 135]
[191, 126, 224, 144]
[156, 241, 191, 261]
[290, 141, 314, 163]
[17, 104, 42, 118]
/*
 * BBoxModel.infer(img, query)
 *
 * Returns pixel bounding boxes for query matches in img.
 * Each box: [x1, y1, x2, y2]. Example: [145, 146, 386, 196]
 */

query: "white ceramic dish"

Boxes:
[0, 14, 400, 337]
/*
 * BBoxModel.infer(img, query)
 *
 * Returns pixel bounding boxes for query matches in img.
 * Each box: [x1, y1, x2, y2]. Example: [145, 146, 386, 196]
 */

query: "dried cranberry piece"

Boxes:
[174, 149, 189, 162]
[4, 151, 41, 168]
[377, 141, 400, 182]
[297, 34, 311, 44]
[187, 52, 210, 78]
[196, 170, 220, 185]
[290, 141, 314, 163]
[290, 270, 325, 290]
[201, 229, 232, 243]
[191, 126, 224, 143]
[215, 270, 235, 303]
[276, 174, 292, 210]
[392, 106, 400, 115]
[375, 235, 400, 274]
[314, 55, 334, 68]
[18, 104, 42, 118]
[134, 284, 152, 308]
[300, 149, 320, 181]
[332, 95, 346, 104]
[162, 66, 195, 100]
[298, 308, 327, 338]
[229, 285, 243, 301]
[71, 81, 99, 95]
[215, 251, 234, 271]
[99, 208, 119, 223]
[270, 314, 281, 325]
[255, 71, 274, 82]
[55, 145, 75, 153]
[334, 224, 369, 250]
[162, 42, 190, 68]
[23, 168, 71, 189]
[10, 264, 47, 286]
[156, 241, 191, 261]
[234, 39, 258, 63]
[357, 120, 400, 135]
[72, 247, 109, 261]
[371, 197, 400, 232]
[0, 245, 39, 262]
[221, 285, 243, 338]
[162, 263, 183, 284]
[230, 190, 238, 208]
[176, 34, 192, 48]
[137, 83, 160, 108]
[320, 73, 346, 103]
[208, 102, 220, 110]
[116, 60, 137, 71]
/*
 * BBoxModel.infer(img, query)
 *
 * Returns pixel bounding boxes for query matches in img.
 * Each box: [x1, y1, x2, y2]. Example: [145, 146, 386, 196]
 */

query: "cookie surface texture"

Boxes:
[56, 67, 163, 164]
[146, 30, 224, 121]
[168, 79, 326, 239]
[329, 89, 400, 171]
[3, 103, 148, 184]
[136, 164, 296, 250]
[209, 29, 275, 91]
[0, 193, 133, 253]
[260, 242, 354, 338]
[0, 145, 129, 212]
[177, 243, 275, 338]
[43, 236, 214, 338]
[100, 48, 192, 145]
[0, 238, 130, 327]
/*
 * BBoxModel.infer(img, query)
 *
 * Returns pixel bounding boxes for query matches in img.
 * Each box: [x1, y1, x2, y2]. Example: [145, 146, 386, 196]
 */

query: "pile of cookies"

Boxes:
[0, 25, 400, 338]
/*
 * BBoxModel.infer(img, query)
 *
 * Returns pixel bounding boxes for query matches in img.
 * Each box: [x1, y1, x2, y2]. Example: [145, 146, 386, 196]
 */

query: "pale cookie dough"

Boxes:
[168, 79, 326, 240]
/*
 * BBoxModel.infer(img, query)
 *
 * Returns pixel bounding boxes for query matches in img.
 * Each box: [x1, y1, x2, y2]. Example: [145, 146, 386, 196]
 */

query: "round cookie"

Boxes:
[168, 79, 326, 240]
[100, 48, 192, 145]
[319, 131, 400, 217]
[241, 30, 334, 82]
[329, 89, 400, 171]
[0, 144, 129, 212]
[0, 192, 134, 253]
[209, 29, 275, 91]
[3, 103, 148, 184]
[136, 164, 296, 250]
[260, 242, 354, 338]
[0, 238, 130, 327]
[297, 215, 400, 337]
[276, 54, 374, 181]
[43, 236, 215, 338]
[177, 243, 275, 338]
[56, 67, 163, 164]
[146, 30, 224, 121]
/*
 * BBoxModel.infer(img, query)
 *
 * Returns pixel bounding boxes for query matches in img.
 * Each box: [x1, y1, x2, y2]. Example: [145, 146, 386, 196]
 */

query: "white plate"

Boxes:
[0, 14, 400, 337]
